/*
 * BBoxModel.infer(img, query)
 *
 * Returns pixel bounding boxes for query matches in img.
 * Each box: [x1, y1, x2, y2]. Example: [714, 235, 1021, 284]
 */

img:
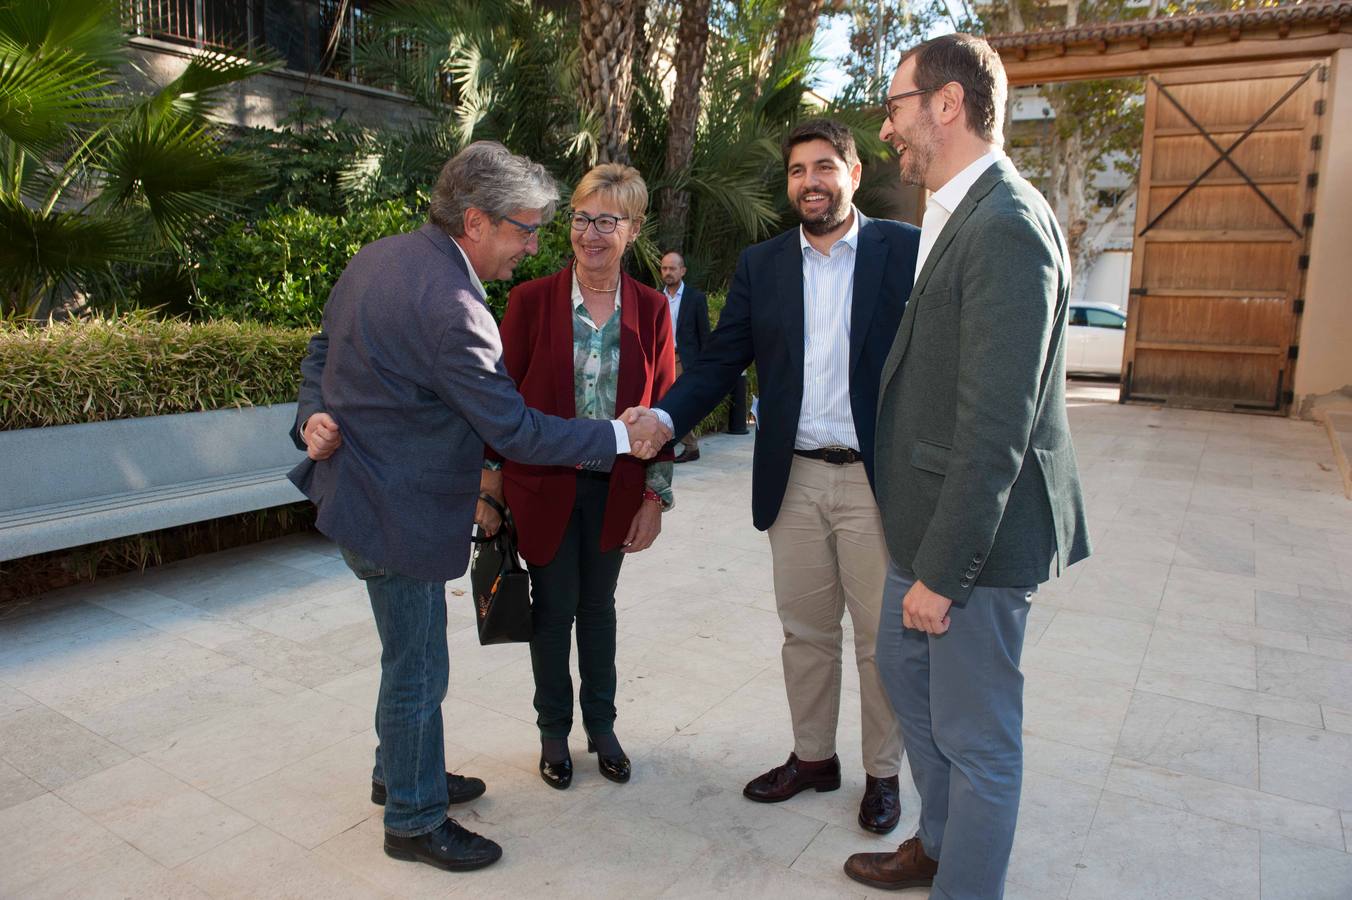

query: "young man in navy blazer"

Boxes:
[651, 119, 921, 835]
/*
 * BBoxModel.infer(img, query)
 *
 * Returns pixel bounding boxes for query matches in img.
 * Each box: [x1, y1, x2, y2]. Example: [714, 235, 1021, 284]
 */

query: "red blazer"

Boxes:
[492, 265, 676, 566]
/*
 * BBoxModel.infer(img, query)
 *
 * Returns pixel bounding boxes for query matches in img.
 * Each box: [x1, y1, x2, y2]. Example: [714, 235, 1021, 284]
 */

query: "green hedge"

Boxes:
[0, 314, 311, 431]
[194, 200, 421, 328]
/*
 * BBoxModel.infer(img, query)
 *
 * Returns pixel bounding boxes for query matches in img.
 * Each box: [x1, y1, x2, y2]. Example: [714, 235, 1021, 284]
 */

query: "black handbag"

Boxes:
[468, 495, 533, 645]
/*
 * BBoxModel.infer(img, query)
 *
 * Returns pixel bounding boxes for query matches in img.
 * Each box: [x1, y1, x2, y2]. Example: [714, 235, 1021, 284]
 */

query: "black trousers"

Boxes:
[527, 473, 624, 739]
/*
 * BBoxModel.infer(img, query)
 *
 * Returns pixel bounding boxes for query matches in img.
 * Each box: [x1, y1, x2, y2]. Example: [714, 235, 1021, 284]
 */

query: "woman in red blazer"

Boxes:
[484, 164, 675, 790]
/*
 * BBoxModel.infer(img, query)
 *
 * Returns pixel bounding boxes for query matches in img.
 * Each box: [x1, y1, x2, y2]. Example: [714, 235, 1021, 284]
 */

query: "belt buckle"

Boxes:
[823, 447, 852, 465]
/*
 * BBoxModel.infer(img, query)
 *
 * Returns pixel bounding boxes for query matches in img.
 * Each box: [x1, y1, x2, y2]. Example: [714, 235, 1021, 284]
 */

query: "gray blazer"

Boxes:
[874, 159, 1090, 602]
[288, 223, 616, 583]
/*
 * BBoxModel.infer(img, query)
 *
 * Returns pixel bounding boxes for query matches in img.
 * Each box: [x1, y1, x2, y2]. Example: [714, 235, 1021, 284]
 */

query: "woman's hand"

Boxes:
[475, 496, 502, 537]
[622, 497, 662, 553]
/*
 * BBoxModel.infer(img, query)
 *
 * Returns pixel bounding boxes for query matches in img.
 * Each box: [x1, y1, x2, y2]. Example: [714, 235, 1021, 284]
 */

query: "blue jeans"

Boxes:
[341, 546, 448, 838]
[876, 563, 1034, 900]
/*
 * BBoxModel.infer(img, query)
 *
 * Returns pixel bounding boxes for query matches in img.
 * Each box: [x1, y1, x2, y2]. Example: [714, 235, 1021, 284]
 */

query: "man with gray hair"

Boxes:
[289, 141, 666, 873]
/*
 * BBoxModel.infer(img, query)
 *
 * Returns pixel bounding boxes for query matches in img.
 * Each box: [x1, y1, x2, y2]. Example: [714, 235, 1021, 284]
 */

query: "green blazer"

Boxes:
[875, 158, 1091, 603]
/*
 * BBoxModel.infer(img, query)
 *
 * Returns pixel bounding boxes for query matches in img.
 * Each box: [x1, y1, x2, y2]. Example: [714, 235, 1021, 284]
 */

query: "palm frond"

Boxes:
[0, 194, 145, 315]
[0, 44, 115, 156]
[0, 0, 127, 69]
[97, 116, 258, 249]
[140, 50, 280, 124]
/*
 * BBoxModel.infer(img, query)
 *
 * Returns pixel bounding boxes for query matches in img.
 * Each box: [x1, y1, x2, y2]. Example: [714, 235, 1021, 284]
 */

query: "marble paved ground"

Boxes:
[3, 394, 1352, 899]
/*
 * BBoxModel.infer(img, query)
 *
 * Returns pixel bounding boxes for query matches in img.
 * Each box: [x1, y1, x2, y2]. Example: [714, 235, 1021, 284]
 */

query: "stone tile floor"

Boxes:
[3, 387, 1352, 898]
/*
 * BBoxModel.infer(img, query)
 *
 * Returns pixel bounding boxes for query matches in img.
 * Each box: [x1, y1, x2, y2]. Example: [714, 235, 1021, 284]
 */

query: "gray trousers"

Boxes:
[877, 563, 1033, 900]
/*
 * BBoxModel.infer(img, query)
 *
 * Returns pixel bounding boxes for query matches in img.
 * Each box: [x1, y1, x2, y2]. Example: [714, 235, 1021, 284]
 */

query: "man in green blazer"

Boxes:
[842, 34, 1091, 899]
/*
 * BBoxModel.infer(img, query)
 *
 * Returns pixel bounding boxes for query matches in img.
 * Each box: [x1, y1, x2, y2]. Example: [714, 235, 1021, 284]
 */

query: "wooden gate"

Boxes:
[1122, 60, 1326, 412]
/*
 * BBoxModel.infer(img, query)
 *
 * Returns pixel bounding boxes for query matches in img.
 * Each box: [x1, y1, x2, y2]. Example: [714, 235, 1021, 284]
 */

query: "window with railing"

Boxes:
[123, 0, 412, 89]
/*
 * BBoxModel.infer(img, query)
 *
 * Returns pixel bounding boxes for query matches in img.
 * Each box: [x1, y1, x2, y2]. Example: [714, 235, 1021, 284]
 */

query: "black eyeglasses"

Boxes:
[569, 211, 629, 235]
[501, 215, 542, 237]
[883, 87, 937, 120]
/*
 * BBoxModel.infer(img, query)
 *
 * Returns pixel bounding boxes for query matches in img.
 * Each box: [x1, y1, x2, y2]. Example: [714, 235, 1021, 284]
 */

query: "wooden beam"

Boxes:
[1000, 29, 1351, 85]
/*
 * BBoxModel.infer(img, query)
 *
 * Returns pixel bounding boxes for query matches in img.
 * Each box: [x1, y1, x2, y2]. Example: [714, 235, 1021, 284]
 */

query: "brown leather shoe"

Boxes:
[743, 752, 841, 803]
[858, 774, 901, 834]
[843, 835, 939, 890]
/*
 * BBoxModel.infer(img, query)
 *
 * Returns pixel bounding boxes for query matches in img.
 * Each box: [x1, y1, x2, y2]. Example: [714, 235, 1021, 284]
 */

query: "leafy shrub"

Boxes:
[0, 313, 310, 431]
[194, 200, 420, 327]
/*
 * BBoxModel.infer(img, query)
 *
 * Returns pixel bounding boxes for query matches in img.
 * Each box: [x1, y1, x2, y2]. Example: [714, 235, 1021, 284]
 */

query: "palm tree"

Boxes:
[355, 0, 594, 176]
[656, 0, 711, 252]
[773, 0, 827, 62]
[578, 0, 638, 164]
[0, 0, 273, 317]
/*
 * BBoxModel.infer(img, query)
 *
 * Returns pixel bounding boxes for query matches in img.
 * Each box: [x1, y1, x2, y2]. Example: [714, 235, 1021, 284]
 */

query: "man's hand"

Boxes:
[902, 578, 953, 635]
[619, 406, 672, 460]
[476, 468, 505, 537]
[303, 412, 342, 460]
[622, 495, 662, 553]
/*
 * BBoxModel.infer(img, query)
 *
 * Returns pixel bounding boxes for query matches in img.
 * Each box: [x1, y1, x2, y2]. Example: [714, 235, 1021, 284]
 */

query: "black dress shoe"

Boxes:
[539, 751, 573, 790]
[371, 772, 486, 806]
[383, 817, 502, 871]
[743, 752, 841, 803]
[586, 737, 631, 784]
[858, 773, 901, 834]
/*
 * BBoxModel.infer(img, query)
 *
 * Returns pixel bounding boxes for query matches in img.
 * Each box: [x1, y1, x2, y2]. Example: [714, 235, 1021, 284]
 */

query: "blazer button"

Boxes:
[973, 553, 984, 563]
[960, 577, 972, 588]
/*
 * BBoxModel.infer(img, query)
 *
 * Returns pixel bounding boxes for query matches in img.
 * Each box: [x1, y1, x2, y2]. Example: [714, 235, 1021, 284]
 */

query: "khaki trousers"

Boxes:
[674, 355, 698, 454]
[767, 454, 902, 777]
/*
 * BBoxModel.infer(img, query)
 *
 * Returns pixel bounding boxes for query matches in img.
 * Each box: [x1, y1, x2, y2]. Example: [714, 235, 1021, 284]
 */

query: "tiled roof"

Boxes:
[986, 1, 1352, 51]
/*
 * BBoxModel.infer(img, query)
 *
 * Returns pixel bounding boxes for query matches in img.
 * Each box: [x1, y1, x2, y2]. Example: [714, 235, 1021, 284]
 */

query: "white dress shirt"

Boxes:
[914, 150, 1003, 283]
[795, 207, 862, 451]
[665, 280, 684, 334]
[449, 236, 488, 300]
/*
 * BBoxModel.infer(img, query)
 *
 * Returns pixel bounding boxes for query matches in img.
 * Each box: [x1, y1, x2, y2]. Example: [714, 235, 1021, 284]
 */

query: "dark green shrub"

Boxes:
[194, 200, 420, 327]
[0, 313, 310, 430]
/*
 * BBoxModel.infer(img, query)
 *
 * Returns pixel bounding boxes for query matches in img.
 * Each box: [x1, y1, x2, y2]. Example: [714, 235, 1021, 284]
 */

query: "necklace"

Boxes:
[574, 263, 619, 293]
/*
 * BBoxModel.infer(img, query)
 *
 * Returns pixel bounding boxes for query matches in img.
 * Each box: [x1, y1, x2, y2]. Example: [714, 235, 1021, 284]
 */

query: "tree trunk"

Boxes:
[774, 0, 826, 61]
[579, 0, 638, 164]
[657, 0, 711, 252]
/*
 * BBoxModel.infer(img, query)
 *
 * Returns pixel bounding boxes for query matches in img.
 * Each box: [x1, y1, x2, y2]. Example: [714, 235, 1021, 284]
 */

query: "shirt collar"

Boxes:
[448, 236, 487, 301]
[666, 280, 684, 302]
[799, 205, 862, 257]
[929, 150, 1003, 216]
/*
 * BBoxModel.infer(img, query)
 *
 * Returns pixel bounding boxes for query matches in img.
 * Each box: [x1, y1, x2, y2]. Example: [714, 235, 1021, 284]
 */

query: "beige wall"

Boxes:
[1295, 48, 1352, 413]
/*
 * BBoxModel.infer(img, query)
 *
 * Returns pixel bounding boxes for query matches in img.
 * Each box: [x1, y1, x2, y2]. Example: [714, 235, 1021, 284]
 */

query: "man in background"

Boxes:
[659, 250, 710, 463]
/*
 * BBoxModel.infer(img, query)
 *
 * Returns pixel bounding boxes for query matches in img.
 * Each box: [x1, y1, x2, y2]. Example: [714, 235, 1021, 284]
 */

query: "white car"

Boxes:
[1065, 301, 1126, 377]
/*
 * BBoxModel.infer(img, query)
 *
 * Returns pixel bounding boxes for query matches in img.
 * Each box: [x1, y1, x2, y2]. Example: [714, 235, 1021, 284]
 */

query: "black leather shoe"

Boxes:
[383, 817, 502, 871]
[673, 447, 700, 464]
[858, 774, 901, 834]
[539, 751, 573, 790]
[587, 737, 631, 784]
[371, 772, 486, 807]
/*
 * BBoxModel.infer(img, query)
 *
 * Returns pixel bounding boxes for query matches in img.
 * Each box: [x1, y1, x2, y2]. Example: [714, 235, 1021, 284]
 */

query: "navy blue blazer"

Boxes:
[288, 224, 617, 582]
[658, 213, 920, 531]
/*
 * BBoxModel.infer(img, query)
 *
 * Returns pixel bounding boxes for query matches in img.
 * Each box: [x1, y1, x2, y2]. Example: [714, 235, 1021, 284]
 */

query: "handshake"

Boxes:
[618, 406, 674, 460]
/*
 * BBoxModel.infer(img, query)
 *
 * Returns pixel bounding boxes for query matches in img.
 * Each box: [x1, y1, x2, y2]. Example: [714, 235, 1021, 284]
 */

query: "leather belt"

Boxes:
[794, 447, 862, 465]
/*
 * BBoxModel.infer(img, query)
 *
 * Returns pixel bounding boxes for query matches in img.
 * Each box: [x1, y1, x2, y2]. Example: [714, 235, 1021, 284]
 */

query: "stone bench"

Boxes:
[0, 404, 306, 562]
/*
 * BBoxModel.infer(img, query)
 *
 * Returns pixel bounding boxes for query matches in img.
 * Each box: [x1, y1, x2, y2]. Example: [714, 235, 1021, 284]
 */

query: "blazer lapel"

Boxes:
[776, 237, 805, 390]
[879, 161, 1010, 396]
[910, 161, 1009, 297]
[849, 215, 887, 378]
[615, 275, 644, 411]
[551, 267, 577, 416]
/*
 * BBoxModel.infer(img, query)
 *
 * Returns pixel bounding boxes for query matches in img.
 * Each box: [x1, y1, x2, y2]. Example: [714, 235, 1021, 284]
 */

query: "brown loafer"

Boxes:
[843, 835, 939, 890]
[858, 773, 901, 834]
[743, 752, 841, 803]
